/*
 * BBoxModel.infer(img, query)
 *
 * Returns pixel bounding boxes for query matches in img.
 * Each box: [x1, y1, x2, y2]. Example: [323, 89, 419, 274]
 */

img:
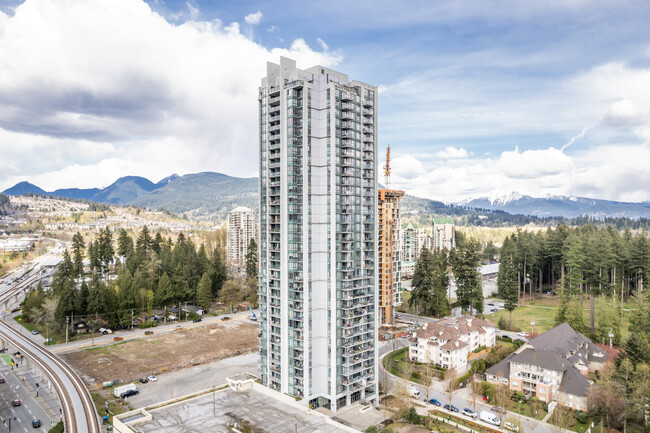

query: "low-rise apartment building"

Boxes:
[408, 316, 496, 372]
[485, 322, 609, 411]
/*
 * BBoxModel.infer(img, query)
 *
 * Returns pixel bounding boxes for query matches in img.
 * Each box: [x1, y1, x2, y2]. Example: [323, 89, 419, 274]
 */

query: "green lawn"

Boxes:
[487, 302, 632, 341]
[13, 315, 65, 345]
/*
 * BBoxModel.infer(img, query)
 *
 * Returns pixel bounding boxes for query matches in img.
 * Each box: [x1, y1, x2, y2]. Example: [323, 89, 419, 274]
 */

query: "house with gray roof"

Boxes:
[485, 322, 609, 411]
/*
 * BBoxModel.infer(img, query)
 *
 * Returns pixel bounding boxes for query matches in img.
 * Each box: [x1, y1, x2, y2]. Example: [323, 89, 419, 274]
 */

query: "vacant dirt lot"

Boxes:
[63, 321, 258, 386]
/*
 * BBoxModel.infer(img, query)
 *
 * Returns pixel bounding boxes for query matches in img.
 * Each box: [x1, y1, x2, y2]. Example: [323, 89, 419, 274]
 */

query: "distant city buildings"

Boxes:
[226, 206, 257, 268]
[378, 188, 404, 325]
[432, 217, 455, 250]
[408, 316, 496, 372]
[486, 323, 609, 411]
[257, 57, 378, 411]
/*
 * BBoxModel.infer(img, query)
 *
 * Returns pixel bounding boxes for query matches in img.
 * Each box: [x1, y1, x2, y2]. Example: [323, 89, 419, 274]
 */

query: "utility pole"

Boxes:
[131, 310, 134, 330]
[65, 316, 69, 345]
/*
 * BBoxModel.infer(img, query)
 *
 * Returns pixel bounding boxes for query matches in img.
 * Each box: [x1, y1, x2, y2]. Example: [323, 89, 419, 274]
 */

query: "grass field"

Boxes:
[486, 298, 632, 341]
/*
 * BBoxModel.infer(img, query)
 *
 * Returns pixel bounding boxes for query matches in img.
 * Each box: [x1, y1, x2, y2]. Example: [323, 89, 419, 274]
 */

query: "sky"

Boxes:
[0, 0, 650, 203]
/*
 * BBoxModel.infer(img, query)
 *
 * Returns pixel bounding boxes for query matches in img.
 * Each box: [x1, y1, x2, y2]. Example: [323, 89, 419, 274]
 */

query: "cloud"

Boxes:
[498, 147, 573, 179]
[244, 10, 263, 25]
[435, 146, 471, 159]
[0, 0, 340, 191]
[602, 99, 646, 127]
[317, 37, 328, 51]
[267, 25, 278, 32]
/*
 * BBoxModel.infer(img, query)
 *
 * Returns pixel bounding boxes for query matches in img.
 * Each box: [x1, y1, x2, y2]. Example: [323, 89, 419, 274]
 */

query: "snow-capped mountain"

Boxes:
[459, 193, 650, 219]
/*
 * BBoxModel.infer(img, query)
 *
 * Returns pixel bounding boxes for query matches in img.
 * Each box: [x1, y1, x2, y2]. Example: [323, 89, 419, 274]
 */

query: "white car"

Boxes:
[517, 332, 528, 337]
[147, 375, 158, 382]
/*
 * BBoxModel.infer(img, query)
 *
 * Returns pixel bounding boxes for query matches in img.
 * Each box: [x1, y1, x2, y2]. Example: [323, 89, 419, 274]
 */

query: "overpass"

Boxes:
[0, 320, 101, 433]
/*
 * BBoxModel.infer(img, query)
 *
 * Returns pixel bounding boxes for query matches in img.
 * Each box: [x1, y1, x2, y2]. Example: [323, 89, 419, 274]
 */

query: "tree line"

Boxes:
[23, 227, 229, 331]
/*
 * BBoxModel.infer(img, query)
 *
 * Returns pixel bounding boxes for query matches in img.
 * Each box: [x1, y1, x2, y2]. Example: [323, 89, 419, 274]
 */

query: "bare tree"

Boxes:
[549, 403, 574, 433]
[494, 384, 511, 414]
[526, 400, 543, 433]
[445, 368, 457, 407]
[423, 362, 435, 402]
[470, 375, 482, 414]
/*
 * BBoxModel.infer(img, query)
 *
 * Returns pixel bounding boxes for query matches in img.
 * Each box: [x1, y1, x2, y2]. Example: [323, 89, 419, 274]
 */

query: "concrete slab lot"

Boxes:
[133, 388, 352, 433]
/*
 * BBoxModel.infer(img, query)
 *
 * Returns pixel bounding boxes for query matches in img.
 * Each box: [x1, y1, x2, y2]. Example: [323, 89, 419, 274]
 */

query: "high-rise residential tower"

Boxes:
[226, 206, 257, 268]
[433, 217, 455, 250]
[258, 57, 378, 411]
[378, 188, 404, 324]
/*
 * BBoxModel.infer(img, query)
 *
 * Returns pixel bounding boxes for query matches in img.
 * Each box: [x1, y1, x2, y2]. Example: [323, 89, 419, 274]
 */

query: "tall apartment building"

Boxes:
[378, 188, 404, 324]
[226, 207, 257, 268]
[258, 57, 378, 411]
[400, 222, 430, 262]
[432, 217, 455, 250]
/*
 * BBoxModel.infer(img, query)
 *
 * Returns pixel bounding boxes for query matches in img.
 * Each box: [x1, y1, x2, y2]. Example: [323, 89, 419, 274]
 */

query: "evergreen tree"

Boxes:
[431, 248, 450, 317]
[498, 240, 518, 328]
[78, 280, 89, 315]
[88, 240, 101, 273]
[117, 228, 133, 258]
[565, 298, 587, 334]
[155, 272, 173, 307]
[555, 277, 570, 326]
[86, 275, 106, 318]
[410, 248, 435, 315]
[245, 238, 258, 279]
[618, 332, 650, 367]
[209, 248, 227, 297]
[197, 273, 212, 310]
[71, 232, 85, 277]
[451, 237, 483, 314]
[98, 228, 115, 273]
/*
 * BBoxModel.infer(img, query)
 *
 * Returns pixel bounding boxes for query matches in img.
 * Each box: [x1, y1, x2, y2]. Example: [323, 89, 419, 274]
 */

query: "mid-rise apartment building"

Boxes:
[432, 217, 455, 250]
[408, 316, 496, 372]
[258, 57, 378, 411]
[378, 188, 404, 324]
[485, 323, 609, 411]
[226, 207, 257, 268]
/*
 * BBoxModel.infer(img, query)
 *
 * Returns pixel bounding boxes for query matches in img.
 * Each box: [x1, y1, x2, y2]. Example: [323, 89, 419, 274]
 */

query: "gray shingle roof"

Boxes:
[559, 366, 591, 397]
[509, 348, 571, 372]
[528, 322, 609, 363]
[486, 354, 513, 378]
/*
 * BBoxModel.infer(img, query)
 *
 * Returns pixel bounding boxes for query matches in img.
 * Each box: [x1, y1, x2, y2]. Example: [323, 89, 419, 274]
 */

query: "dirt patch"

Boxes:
[62, 321, 259, 385]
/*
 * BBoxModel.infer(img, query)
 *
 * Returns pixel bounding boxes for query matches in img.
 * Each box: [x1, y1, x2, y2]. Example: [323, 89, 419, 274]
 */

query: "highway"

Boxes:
[0, 321, 100, 433]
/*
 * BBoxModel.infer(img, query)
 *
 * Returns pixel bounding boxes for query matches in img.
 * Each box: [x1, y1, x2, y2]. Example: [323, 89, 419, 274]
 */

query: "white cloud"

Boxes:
[317, 37, 328, 51]
[435, 146, 471, 159]
[498, 146, 573, 179]
[0, 0, 340, 191]
[267, 25, 278, 32]
[244, 10, 263, 25]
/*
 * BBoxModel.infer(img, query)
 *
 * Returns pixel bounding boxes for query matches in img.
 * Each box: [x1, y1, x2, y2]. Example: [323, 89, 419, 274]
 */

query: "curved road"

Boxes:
[0, 320, 101, 433]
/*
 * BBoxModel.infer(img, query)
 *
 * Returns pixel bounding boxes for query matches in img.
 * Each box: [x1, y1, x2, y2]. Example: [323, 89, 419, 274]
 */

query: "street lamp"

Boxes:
[530, 321, 535, 336]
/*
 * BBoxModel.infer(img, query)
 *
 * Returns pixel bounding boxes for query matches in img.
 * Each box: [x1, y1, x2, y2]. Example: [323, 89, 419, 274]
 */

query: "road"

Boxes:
[379, 342, 551, 433]
[0, 361, 54, 433]
[0, 321, 100, 433]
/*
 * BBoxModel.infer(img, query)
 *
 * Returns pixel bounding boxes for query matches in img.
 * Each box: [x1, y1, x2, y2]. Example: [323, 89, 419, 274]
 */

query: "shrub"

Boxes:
[48, 422, 64, 433]
[411, 371, 421, 380]
[365, 427, 378, 433]
[404, 407, 420, 424]
[575, 412, 587, 424]
[140, 320, 157, 329]
[498, 316, 507, 330]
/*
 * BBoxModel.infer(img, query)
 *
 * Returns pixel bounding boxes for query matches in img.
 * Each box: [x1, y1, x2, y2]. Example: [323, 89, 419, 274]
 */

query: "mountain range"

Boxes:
[4, 174, 650, 221]
[460, 193, 650, 219]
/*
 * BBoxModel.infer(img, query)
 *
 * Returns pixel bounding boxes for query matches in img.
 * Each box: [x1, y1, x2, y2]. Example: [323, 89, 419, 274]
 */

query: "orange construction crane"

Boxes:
[384, 145, 391, 187]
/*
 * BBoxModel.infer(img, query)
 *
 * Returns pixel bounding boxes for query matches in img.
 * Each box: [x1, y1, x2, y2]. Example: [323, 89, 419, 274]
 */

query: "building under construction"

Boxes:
[378, 147, 404, 325]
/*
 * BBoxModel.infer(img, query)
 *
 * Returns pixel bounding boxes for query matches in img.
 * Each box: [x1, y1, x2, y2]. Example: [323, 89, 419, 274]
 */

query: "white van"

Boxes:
[479, 410, 501, 426]
[408, 386, 421, 398]
[113, 383, 137, 398]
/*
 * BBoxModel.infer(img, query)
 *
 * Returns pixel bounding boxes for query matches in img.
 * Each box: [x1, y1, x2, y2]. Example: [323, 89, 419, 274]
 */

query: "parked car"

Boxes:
[463, 408, 477, 418]
[480, 411, 501, 426]
[504, 422, 520, 432]
[32, 420, 41, 428]
[139, 377, 148, 384]
[148, 375, 158, 382]
[408, 386, 420, 398]
[144, 330, 154, 335]
[221, 316, 231, 321]
[121, 389, 139, 398]
[429, 398, 441, 406]
[12, 399, 21, 406]
[517, 332, 528, 337]
[501, 335, 512, 340]
[0, 377, 5, 384]
[31, 330, 39, 335]
[193, 318, 202, 323]
[113, 337, 124, 342]
[444, 404, 459, 412]
[491, 406, 506, 414]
